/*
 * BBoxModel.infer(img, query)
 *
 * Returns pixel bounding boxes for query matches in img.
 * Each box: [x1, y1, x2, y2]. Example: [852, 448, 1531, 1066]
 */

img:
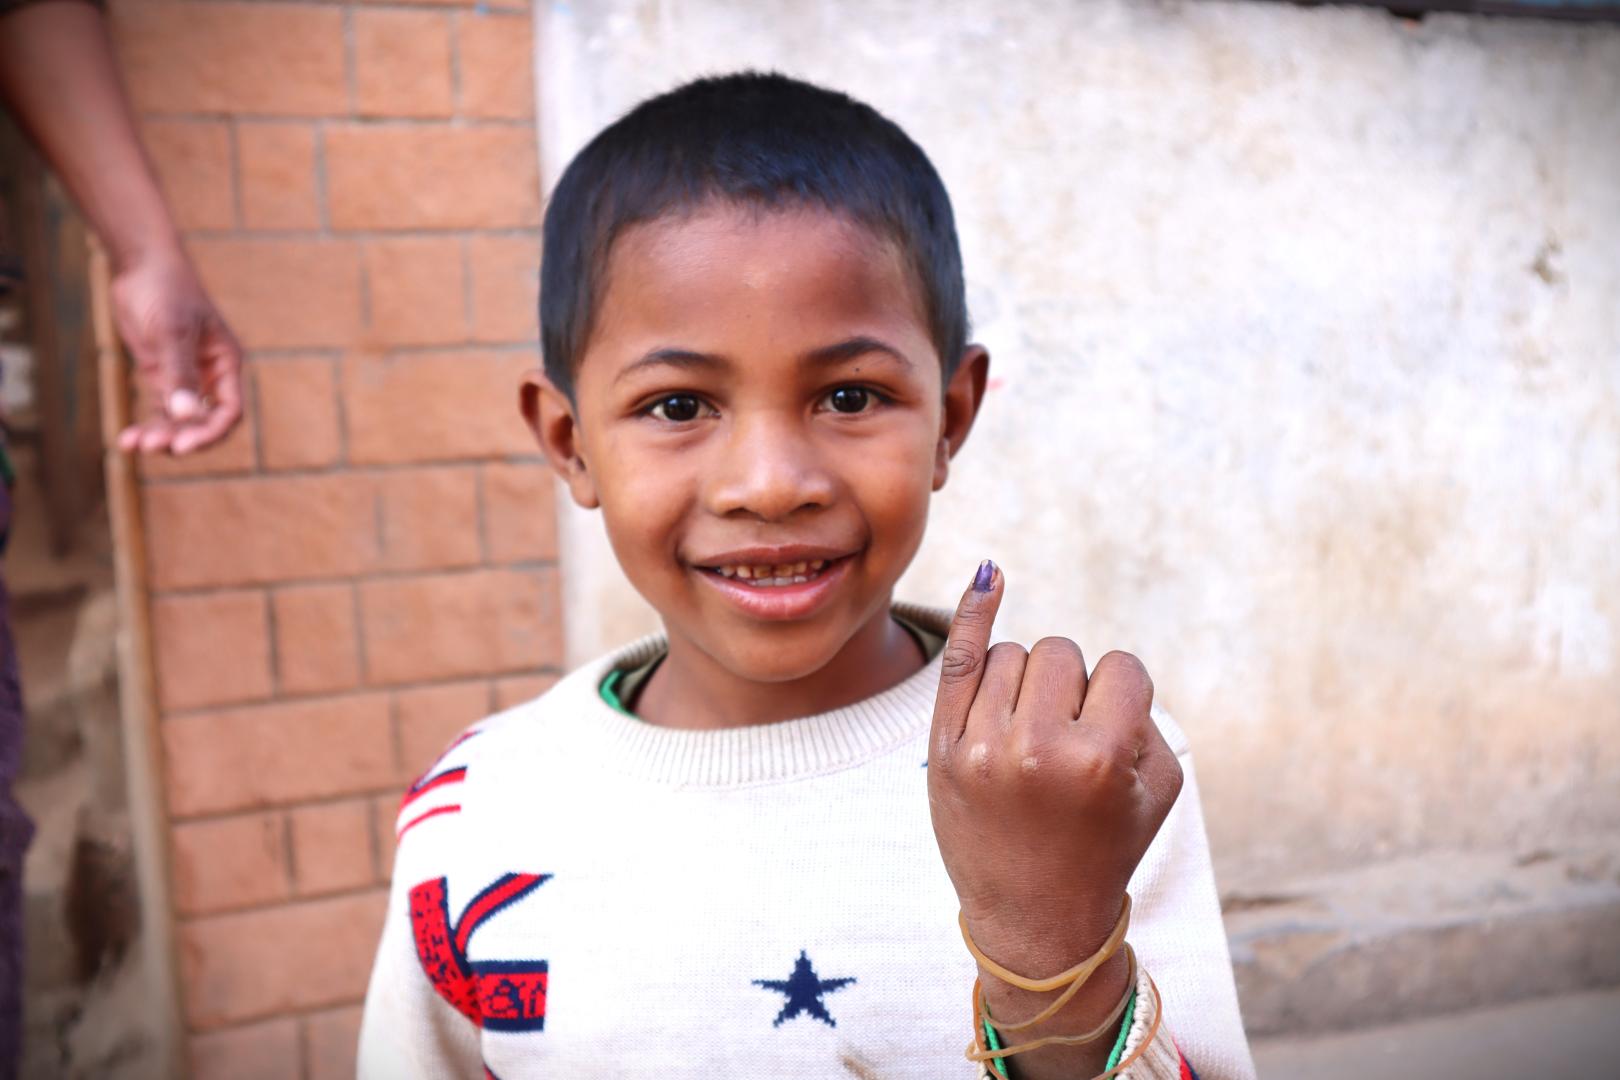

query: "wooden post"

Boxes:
[89, 238, 185, 1080]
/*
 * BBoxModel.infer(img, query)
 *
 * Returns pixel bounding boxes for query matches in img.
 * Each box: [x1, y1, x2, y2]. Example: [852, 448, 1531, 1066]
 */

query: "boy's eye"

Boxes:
[646, 394, 710, 422]
[824, 386, 877, 414]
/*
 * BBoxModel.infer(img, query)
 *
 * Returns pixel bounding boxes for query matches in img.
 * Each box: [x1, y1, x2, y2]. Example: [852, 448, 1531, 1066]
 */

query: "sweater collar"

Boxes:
[562, 601, 952, 787]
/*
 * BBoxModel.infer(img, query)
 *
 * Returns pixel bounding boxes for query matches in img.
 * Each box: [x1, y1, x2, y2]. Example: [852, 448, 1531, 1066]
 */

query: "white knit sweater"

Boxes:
[358, 602, 1256, 1079]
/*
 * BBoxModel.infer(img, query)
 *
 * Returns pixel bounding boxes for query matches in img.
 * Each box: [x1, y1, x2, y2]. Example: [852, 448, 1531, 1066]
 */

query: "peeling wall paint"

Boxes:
[534, 0, 1620, 890]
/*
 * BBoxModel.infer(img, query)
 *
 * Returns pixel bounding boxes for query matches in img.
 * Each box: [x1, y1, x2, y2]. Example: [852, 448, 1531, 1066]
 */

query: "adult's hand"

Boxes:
[109, 246, 243, 456]
[0, 0, 244, 456]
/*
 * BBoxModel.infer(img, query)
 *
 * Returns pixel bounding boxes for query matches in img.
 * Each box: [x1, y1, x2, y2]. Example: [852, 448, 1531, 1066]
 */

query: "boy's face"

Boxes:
[525, 204, 986, 684]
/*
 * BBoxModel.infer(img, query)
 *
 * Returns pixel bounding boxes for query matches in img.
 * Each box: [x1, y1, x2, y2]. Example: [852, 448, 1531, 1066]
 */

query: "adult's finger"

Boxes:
[171, 324, 244, 455]
[134, 416, 178, 455]
[144, 312, 203, 423]
[931, 559, 1005, 749]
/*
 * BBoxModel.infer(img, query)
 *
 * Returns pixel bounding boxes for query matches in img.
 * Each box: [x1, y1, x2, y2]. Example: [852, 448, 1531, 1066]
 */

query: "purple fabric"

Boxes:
[0, 477, 30, 1078]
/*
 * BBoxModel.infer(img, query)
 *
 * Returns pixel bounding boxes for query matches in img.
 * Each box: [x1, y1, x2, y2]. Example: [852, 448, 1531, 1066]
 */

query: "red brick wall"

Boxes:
[106, 2, 561, 1074]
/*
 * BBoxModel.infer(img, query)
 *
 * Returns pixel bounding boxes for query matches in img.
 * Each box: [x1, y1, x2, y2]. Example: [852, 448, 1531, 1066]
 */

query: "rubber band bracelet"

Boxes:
[966, 944, 1137, 1064]
[959, 894, 1132, 1034]
[970, 965, 1164, 1080]
[959, 895, 1132, 994]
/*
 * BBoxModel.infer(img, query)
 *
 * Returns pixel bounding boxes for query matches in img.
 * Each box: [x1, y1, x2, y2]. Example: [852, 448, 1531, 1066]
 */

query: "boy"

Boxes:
[360, 73, 1253, 1079]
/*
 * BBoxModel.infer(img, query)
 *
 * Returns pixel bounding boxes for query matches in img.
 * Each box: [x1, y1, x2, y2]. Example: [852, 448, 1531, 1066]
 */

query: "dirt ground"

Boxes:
[1251, 988, 1620, 1079]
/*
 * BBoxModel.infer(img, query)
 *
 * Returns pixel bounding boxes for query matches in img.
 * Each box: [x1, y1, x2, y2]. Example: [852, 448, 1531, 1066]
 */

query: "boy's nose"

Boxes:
[706, 415, 836, 522]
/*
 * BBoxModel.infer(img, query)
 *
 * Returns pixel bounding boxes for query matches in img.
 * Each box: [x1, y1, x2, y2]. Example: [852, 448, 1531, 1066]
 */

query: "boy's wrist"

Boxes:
[959, 888, 1128, 983]
[975, 948, 1134, 1079]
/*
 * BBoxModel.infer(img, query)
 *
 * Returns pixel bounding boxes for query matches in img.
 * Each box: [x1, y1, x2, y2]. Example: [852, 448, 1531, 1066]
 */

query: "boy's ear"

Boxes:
[933, 344, 990, 492]
[521, 368, 600, 510]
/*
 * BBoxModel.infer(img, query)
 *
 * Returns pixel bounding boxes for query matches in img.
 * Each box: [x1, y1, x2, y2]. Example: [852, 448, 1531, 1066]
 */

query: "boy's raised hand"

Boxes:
[927, 561, 1183, 1075]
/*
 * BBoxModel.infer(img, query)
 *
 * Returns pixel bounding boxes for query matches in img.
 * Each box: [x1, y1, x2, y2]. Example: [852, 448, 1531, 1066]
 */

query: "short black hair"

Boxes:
[539, 71, 969, 401]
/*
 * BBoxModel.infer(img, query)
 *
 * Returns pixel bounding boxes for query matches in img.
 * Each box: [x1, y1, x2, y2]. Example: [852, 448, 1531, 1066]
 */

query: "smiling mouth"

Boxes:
[699, 556, 847, 588]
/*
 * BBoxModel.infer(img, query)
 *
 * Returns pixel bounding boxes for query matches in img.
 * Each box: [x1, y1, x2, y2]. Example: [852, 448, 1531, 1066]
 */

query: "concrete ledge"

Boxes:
[1226, 843, 1620, 1036]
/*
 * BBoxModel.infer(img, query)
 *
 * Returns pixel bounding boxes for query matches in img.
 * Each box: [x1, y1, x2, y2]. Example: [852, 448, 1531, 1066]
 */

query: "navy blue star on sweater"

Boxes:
[753, 950, 856, 1027]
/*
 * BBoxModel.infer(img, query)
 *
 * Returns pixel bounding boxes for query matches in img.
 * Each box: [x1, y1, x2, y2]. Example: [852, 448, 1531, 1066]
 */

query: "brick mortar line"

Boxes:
[472, 463, 492, 563]
[370, 485, 386, 570]
[179, 880, 388, 923]
[235, 340, 540, 357]
[173, 785, 420, 828]
[140, 453, 548, 486]
[280, 810, 300, 897]
[460, 233, 477, 337]
[148, 561, 562, 599]
[331, 352, 354, 470]
[341, 5, 358, 118]
[240, 347, 346, 360]
[135, 110, 534, 129]
[226, 119, 246, 230]
[313, 120, 334, 237]
[363, 775, 385, 890]
[172, 793, 402, 832]
[181, 225, 540, 241]
[245, 364, 267, 472]
[158, 657, 564, 716]
[350, 579, 370, 686]
[161, 668, 567, 721]
[385, 677, 406, 783]
[208, 0, 529, 11]
[296, 1011, 315, 1080]
[191, 996, 374, 1046]
[448, 10, 465, 122]
[264, 580, 282, 695]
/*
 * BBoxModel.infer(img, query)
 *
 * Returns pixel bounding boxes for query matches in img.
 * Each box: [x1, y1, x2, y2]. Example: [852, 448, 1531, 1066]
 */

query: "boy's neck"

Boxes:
[633, 604, 928, 731]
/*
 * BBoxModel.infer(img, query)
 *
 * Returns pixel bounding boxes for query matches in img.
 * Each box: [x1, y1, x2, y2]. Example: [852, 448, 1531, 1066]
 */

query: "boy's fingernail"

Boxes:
[972, 559, 996, 593]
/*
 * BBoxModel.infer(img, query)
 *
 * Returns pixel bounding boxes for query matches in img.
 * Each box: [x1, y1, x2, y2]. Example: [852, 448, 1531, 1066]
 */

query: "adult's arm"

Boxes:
[0, 0, 242, 454]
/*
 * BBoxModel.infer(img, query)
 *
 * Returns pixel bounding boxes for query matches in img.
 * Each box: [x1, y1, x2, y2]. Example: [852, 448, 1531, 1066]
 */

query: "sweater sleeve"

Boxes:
[1122, 706, 1256, 1080]
[357, 739, 486, 1078]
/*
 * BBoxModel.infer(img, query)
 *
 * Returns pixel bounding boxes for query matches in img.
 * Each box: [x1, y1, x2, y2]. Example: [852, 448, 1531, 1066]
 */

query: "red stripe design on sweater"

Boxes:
[399, 766, 467, 814]
[409, 872, 553, 1032]
[455, 873, 546, 956]
[397, 803, 461, 840]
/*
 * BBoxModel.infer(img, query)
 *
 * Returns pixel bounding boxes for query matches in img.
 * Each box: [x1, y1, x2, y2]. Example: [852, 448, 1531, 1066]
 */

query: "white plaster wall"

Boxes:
[533, 0, 1620, 890]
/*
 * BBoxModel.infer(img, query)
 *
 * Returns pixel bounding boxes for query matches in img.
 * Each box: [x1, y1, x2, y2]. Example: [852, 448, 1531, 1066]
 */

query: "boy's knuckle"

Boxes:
[1064, 742, 1121, 788]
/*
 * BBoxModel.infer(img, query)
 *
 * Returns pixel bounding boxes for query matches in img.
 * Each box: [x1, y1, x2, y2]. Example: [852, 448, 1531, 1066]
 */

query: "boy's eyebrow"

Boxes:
[803, 336, 914, 370]
[616, 348, 722, 384]
[617, 336, 912, 384]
